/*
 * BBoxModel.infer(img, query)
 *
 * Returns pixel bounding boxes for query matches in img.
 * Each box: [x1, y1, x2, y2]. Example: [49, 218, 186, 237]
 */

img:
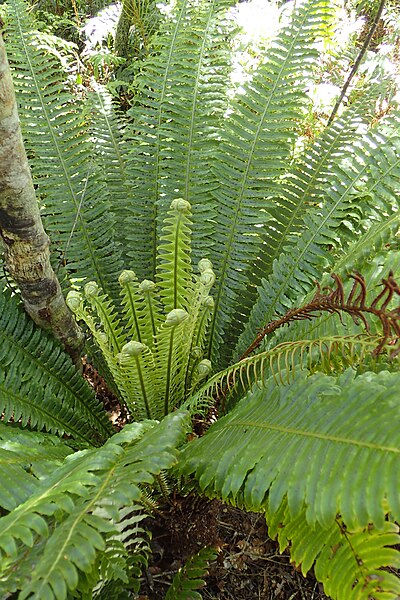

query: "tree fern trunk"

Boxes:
[0, 31, 84, 363]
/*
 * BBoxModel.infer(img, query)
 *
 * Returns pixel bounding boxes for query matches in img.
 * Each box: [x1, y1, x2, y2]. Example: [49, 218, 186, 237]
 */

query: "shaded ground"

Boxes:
[138, 496, 328, 600]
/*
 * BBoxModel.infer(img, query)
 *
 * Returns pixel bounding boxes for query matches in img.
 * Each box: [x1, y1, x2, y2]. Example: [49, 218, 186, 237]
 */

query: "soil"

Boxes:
[139, 496, 329, 600]
[84, 359, 330, 599]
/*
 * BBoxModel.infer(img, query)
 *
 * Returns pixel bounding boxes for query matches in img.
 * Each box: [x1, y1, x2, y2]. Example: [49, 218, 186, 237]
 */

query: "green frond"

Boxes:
[0, 423, 74, 511]
[4, 0, 124, 300]
[165, 546, 219, 600]
[207, 0, 333, 367]
[125, 0, 235, 278]
[117, 340, 159, 420]
[267, 499, 400, 600]
[67, 289, 125, 399]
[238, 111, 400, 358]
[184, 334, 397, 414]
[0, 411, 189, 599]
[153, 309, 191, 416]
[86, 84, 137, 269]
[156, 198, 194, 312]
[83, 282, 126, 355]
[119, 271, 162, 348]
[179, 369, 400, 530]
[92, 505, 150, 597]
[0, 287, 112, 445]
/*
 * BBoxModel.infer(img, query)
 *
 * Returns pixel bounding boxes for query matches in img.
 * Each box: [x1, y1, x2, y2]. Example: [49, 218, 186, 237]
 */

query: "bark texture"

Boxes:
[0, 31, 84, 362]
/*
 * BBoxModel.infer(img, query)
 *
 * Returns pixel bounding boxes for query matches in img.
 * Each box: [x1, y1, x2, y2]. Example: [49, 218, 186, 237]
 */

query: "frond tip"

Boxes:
[267, 499, 400, 600]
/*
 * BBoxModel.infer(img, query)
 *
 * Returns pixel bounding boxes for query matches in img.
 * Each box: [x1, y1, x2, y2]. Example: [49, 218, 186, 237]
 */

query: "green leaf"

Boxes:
[180, 369, 400, 530]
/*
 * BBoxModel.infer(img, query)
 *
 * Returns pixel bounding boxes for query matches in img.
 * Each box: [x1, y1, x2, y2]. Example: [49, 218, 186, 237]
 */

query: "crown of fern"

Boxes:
[67, 199, 215, 420]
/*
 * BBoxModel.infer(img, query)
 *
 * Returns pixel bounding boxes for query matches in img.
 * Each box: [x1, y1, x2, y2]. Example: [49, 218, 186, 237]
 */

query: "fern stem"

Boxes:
[164, 328, 175, 416]
[135, 355, 152, 420]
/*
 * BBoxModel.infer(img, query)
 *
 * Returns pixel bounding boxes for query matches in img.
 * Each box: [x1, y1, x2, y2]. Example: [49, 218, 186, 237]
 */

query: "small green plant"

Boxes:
[165, 546, 219, 600]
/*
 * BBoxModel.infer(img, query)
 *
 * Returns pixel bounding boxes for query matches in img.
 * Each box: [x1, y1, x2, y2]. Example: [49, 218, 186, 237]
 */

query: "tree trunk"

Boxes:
[0, 30, 84, 364]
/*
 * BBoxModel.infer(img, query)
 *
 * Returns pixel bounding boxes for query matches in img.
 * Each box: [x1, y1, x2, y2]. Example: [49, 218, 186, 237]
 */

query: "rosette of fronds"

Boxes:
[67, 200, 215, 419]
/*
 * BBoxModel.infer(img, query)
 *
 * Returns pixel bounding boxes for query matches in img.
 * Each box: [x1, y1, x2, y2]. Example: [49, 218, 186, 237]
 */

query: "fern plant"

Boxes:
[1, 0, 400, 598]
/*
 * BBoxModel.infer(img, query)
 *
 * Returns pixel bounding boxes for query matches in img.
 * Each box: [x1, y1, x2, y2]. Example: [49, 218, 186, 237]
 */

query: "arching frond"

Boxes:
[184, 333, 397, 415]
[179, 369, 400, 530]
[267, 499, 400, 600]
[0, 411, 189, 599]
[0, 287, 112, 445]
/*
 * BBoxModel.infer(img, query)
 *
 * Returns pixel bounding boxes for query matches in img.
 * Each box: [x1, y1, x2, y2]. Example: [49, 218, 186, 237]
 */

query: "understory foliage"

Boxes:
[1, 0, 400, 598]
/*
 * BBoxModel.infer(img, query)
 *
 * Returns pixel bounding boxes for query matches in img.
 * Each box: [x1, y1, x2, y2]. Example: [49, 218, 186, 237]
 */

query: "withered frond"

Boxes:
[242, 271, 400, 360]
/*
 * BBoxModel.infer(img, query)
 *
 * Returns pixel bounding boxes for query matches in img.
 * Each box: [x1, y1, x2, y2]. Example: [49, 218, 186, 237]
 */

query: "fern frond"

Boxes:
[0, 411, 189, 599]
[267, 499, 400, 600]
[125, 0, 235, 278]
[86, 84, 135, 268]
[184, 334, 396, 414]
[83, 282, 127, 355]
[153, 309, 190, 416]
[156, 199, 194, 312]
[165, 546, 219, 600]
[179, 370, 400, 530]
[119, 271, 162, 348]
[238, 111, 400, 358]
[207, 0, 333, 367]
[117, 341, 159, 420]
[4, 0, 124, 300]
[0, 287, 112, 445]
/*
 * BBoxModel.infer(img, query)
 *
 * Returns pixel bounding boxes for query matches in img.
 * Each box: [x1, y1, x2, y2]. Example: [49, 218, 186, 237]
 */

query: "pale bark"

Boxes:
[0, 30, 84, 362]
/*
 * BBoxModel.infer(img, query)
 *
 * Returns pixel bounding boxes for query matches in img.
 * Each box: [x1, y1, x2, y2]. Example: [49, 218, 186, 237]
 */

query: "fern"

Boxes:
[0, 411, 189, 599]
[267, 499, 400, 600]
[165, 546, 219, 600]
[2, 0, 400, 596]
[0, 286, 112, 445]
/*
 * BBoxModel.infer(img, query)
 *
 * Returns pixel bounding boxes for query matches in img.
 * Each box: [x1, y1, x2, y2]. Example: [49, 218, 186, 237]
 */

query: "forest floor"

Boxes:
[138, 496, 329, 600]
[86, 360, 330, 600]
